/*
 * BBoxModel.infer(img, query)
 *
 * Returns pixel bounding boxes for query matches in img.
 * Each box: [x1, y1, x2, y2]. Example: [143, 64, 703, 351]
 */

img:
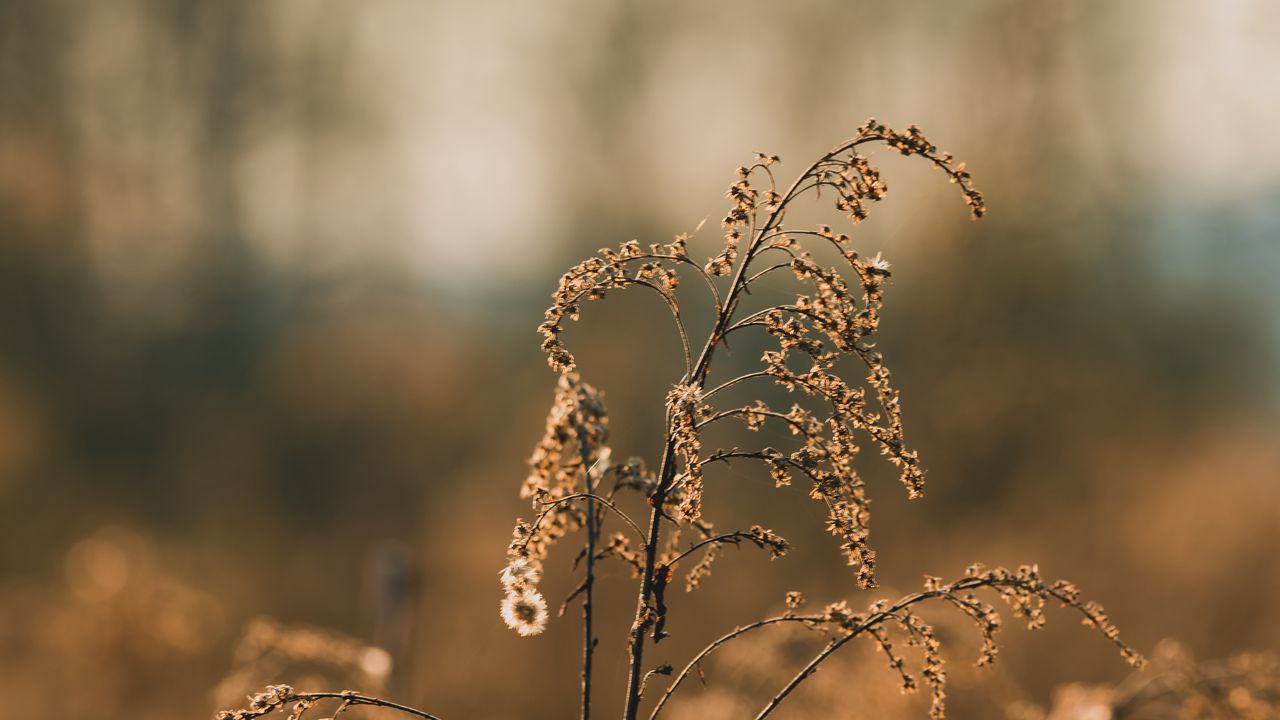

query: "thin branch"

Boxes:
[220, 688, 445, 720]
[754, 593, 950, 719]
[561, 251, 724, 319]
[302, 693, 441, 720]
[530, 492, 647, 545]
[702, 371, 773, 401]
[695, 407, 814, 437]
[664, 531, 773, 568]
[754, 575, 1141, 719]
[696, 450, 827, 486]
[614, 277, 695, 380]
[742, 260, 794, 289]
[646, 616, 822, 719]
[575, 427, 599, 720]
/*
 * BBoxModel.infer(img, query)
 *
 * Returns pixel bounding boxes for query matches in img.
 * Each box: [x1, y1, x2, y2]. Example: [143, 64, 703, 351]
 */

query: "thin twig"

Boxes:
[575, 427, 599, 720]
[646, 616, 822, 719]
[297, 692, 442, 720]
[664, 531, 771, 568]
[529, 492, 647, 545]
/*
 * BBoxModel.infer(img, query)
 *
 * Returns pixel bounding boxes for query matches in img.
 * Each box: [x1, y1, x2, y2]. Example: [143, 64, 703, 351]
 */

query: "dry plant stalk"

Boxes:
[215, 120, 1143, 720]
[503, 119, 1143, 720]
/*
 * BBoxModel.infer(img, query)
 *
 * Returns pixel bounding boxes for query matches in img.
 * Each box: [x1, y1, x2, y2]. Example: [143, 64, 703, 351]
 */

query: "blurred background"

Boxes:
[1, 1, 1278, 718]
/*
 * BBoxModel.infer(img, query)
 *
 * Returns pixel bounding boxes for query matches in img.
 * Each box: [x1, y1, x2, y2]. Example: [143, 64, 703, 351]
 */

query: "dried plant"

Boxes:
[502, 119, 1142, 720]
[215, 120, 1143, 720]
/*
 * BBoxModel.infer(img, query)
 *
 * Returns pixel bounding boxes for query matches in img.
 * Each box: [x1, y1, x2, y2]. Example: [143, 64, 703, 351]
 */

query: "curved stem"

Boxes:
[754, 592, 944, 719]
[742, 260, 794, 289]
[697, 450, 827, 485]
[574, 428, 598, 720]
[664, 531, 769, 568]
[531, 492, 647, 545]
[647, 616, 822, 719]
[702, 371, 773, 401]
[753, 575, 1135, 719]
[561, 252, 724, 343]
[616, 278, 695, 380]
[290, 692, 443, 720]
[695, 407, 812, 437]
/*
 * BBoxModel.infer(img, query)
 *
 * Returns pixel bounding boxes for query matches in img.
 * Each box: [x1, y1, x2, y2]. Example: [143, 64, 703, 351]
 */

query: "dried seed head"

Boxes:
[501, 588, 549, 637]
[513, 373, 610, 573]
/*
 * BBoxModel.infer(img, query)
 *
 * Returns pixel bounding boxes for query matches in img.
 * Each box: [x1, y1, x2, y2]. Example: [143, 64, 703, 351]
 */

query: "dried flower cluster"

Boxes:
[500, 372, 612, 637]
[526, 120, 984, 605]
[501, 120, 1138, 720]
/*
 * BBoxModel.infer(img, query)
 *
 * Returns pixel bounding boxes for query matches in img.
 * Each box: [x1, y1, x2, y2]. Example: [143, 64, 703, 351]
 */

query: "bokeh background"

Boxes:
[1, 1, 1278, 718]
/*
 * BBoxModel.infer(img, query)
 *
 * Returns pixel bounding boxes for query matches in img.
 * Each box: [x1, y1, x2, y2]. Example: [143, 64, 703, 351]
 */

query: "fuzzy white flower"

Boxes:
[501, 588, 548, 636]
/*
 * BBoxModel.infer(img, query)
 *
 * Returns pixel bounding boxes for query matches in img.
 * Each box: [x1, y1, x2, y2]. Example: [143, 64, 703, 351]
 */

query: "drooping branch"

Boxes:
[646, 615, 824, 719]
[664, 527, 791, 569]
[753, 567, 1145, 720]
[216, 686, 443, 720]
[560, 276, 693, 380]
[539, 239, 720, 375]
[644, 567, 1143, 719]
[526, 492, 647, 547]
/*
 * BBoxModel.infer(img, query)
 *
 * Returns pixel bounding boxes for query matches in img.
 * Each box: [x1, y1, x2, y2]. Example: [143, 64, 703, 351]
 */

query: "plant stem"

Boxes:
[621, 436, 676, 720]
[288, 692, 443, 720]
[621, 165, 788, 720]
[647, 615, 820, 719]
[576, 429, 598, 720]
[621, 135, 876, 720]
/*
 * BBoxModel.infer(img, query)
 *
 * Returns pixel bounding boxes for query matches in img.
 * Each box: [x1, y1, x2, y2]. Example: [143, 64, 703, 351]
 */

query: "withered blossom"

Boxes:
[501, 588, 549, 637]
